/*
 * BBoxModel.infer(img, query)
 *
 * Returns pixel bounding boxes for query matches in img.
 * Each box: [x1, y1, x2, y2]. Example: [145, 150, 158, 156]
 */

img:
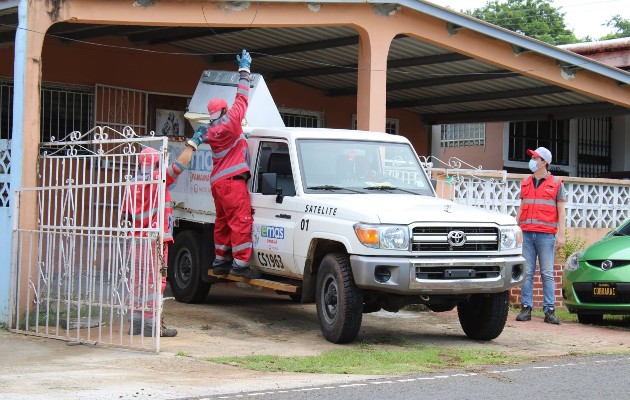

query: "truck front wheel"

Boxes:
[457, 291, 509, 341]
[316, 253, 363, 344]
[168, 230, 211, 304]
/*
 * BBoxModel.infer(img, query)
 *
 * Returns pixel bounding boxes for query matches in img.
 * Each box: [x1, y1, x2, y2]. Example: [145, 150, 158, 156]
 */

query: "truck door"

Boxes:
[249, 140, 298, 277]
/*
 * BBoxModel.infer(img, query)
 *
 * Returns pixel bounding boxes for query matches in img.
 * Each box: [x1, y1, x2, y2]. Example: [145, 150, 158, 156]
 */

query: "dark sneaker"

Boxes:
[212, 263, 231, 275]
[544, 308, 560, 325]
[229, 267, 262, 279]
[516, 306, 532, 321]
[160, 326, 178, 337]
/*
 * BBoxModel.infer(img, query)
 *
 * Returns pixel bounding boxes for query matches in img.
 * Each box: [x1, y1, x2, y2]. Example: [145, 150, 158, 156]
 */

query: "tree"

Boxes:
[600, 15, 630, 40]
[465, 0, 579, 45]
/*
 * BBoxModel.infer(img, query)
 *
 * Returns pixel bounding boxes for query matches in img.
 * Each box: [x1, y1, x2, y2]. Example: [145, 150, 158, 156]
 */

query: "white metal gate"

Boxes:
[10, 127, 168, 352]
[0, 139, 10, 323]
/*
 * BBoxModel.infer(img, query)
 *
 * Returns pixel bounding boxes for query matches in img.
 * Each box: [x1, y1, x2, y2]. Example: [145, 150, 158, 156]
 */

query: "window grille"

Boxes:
[0, 79, 94, 143]
[507, 120, 569, 166]
[440, 123, 485, 147]
[41, 84, 94, 143]
[279, 108, 323, 128]
[351, 115, 399, 134]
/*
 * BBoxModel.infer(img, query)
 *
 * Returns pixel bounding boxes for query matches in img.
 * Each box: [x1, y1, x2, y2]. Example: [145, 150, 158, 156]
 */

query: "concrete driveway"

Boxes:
[2, 284, 629, 400]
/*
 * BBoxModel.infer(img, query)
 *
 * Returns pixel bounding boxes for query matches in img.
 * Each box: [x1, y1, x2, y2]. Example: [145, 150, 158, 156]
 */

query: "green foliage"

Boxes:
[465, 0, 579, 45]
[557, 233, 587, 264]
[207, 340, 527, 375]
[600, 15, 630, 40]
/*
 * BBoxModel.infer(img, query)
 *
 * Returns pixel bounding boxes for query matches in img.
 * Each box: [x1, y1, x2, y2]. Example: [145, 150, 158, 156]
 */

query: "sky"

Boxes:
[427, 0, 629, 40]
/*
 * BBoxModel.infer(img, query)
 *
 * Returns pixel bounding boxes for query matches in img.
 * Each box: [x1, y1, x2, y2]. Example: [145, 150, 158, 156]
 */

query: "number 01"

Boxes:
[300, 219, 309, 231]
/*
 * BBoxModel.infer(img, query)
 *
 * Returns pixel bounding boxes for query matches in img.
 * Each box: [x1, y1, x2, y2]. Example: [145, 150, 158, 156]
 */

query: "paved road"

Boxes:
[177, 354, 630, 400]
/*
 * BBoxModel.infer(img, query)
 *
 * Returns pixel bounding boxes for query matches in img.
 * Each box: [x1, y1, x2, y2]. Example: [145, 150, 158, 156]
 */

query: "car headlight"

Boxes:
[565, 250, 585, 271]
[500, 226, 522, 250]
[354, 224, 409, 250]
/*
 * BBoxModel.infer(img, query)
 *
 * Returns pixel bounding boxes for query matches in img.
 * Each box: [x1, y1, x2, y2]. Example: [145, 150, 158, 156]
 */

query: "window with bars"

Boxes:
[279, 108, 324, 128]
[507, 120, 569, 166]
[0, 80, 94, 143]
[440, 123, 485, 147]
[351, 115, 399, 134]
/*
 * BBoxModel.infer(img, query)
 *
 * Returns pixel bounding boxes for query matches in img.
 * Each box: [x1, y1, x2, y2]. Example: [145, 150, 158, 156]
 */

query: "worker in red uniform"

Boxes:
[187, 49, 261, 279]
[123, 144, 196, 337]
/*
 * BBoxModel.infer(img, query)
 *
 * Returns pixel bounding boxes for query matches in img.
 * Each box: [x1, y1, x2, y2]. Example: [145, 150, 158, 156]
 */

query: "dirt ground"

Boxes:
[2, 283, 630, 400]
[160, 283, 630, 358]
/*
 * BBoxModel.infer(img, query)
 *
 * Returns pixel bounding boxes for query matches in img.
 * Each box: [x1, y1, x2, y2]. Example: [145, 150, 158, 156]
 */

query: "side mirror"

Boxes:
[261, 172, 285, 203]
[261, 172, 277, 195]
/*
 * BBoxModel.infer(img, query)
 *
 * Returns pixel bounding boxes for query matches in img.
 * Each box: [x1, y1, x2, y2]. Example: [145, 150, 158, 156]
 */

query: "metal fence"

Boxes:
[425, 156, 630, 229]
[10, 127, 168, 352]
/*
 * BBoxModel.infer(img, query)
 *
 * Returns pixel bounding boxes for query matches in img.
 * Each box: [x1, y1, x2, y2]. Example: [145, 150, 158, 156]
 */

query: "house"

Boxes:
[1, 0, 629, 325]
[432, 37, 630, 178]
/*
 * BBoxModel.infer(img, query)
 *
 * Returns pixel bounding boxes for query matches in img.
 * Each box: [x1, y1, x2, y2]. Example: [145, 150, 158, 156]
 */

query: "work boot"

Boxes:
[516, 305, 532, 321]
[212, 261, 232, 275]
[229, 267, 262, 279]
[544, 308, 560, 325]
[160, 325, 178, 337]
[128, 313, 142, 335]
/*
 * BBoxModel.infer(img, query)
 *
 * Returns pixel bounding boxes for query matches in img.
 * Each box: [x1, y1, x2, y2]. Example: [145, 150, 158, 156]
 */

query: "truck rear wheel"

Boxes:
[168, 230, 211, 304]
[457, 291, 508, 341]
[316, 253, 363, 344]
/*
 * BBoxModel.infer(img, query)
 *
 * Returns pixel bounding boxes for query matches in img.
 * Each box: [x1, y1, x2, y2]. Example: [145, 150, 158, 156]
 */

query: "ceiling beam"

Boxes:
[421, 102, 629, 125]
[328, 70, 518, 96]
[388, 86, 568, 108]
[49, 24, 158, 41]
[210, 35, 361, 64]
[281, 52, 471, 80]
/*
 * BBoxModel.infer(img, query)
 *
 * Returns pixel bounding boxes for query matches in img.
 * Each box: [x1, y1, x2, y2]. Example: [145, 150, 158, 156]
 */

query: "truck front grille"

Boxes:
[411, 226, 499, 252]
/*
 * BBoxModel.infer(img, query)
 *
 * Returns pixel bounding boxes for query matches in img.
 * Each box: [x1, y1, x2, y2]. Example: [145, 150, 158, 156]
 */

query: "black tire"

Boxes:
[577, 313, 603, 325]
[457, 291, 509, 341]
[316, 253, 363, 344]
[168, 230, 211, 303]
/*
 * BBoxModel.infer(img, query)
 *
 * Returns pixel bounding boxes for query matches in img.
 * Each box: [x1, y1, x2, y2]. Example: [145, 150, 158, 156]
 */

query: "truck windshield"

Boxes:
[297, 139, 433, 195]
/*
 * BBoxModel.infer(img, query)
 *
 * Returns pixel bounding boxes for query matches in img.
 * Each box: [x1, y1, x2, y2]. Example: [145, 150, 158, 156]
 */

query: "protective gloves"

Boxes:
[236, 49, 251, 73]
[187, 124, 207, 150]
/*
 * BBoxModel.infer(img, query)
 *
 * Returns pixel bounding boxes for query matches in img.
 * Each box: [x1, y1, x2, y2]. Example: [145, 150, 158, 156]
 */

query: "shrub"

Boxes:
[557, 233, 587, 264]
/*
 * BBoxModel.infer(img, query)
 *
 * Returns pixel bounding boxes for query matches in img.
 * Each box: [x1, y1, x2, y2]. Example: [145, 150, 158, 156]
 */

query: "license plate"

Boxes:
[592, 282, 617, 297]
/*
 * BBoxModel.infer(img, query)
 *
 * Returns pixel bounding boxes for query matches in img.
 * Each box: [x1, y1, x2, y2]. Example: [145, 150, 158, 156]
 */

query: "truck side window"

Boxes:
[254, 141, 294, 196]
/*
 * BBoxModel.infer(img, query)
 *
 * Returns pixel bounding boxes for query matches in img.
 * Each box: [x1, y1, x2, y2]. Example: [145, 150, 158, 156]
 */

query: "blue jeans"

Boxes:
[521, 231, 557, 312]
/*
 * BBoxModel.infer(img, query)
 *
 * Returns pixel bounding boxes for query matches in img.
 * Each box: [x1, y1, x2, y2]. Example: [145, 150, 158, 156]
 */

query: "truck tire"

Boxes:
[316, 253, 363, 344]
[168, 230, 211, 304]
[457, 291, 508, 341]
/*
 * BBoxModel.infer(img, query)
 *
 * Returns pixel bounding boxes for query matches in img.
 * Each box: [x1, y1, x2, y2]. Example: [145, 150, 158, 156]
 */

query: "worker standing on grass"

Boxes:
[122, 144, 196, 337]
[186, 49, 261, 280]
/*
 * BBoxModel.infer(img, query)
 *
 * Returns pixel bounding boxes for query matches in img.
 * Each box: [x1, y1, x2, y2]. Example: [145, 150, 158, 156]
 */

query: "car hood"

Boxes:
[316, 194, 517, 225]
[583, 235, 630, 260]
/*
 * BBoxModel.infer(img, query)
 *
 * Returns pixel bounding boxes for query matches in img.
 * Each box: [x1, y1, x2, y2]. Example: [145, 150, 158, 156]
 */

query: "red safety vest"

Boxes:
[518, 174, 562, 234]
[122, 161, 185, 243]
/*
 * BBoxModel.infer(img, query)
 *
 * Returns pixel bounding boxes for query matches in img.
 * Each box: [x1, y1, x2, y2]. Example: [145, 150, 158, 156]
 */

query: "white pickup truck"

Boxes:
[166, 71, 525, 344]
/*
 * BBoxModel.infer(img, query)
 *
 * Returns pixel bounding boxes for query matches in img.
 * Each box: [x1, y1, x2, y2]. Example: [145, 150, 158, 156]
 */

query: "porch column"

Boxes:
[7, 0, 50, 326]
[355, 27, 395, 132]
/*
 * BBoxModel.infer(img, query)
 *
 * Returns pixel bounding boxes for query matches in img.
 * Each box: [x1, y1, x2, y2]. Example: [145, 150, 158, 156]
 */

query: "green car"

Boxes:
[563, 219, 630, 324]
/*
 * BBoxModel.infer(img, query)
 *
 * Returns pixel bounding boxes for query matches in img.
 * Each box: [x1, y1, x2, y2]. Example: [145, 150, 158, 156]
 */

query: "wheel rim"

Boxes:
[175, 249, 193, 287]
[321, 273, 339, 324]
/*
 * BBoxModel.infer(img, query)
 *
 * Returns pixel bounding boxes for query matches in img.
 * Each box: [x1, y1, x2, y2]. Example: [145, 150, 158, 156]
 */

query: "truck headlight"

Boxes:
[354, 224, 409, 250]
[564, 250, 585, 271]
[500, 226, 522, 250]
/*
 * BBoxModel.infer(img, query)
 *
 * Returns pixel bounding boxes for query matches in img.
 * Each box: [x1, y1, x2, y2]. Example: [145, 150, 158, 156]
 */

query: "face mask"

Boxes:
[528, 159, 539, 172]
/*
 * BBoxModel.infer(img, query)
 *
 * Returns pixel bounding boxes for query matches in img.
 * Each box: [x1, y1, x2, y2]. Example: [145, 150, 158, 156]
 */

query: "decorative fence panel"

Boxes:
[10, 127, 168, 352]
[426, 157, 630, 229]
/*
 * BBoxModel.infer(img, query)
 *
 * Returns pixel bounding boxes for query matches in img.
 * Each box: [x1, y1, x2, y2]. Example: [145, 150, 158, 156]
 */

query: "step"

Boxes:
[208, 270, 300, 293]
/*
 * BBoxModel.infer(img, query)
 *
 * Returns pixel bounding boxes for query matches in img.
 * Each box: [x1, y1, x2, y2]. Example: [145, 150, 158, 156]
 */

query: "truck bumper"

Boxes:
[350, 255, 525, 295]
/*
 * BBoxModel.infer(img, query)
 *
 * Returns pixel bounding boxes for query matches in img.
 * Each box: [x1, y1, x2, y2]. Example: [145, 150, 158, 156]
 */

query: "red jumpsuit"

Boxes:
[198, 71, 253, 269]
[122, 152, 186, 321]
